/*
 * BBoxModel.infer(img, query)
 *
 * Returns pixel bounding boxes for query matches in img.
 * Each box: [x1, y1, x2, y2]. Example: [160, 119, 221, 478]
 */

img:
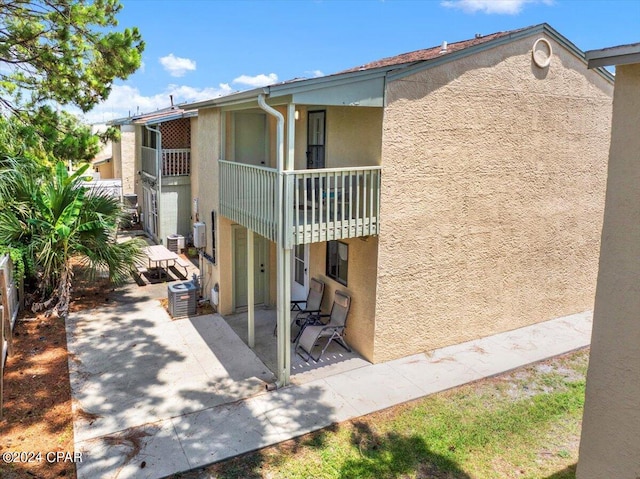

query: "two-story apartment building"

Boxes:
[183, 24, 613, 385]
[110, 108, 196, 244]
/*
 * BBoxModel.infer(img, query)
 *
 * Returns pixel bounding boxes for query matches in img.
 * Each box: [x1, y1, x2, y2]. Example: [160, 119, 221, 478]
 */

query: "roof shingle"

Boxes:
[339, 27, 528, 74]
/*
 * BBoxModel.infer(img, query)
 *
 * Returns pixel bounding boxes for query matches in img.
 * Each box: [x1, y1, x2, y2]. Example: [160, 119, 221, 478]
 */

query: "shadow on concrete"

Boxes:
[68, 271, 348, 477]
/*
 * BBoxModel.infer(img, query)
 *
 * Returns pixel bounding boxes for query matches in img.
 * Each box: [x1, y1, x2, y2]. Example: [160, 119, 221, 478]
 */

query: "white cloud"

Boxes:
[71, 82, 233, 124]
[232, 73, 278, 87]
[159, 53, 197, 77]
[441, 0, 552, 15]
[306, 70, 325, 78]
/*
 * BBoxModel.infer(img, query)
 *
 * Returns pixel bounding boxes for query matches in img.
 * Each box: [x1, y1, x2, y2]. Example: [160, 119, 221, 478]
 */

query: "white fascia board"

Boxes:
[290, 76, 385, 107]
[179, 88, 265, 111]
[586, 43, 640, 68]
[182, 68, 393, 111]
[268, 68, 391, 98]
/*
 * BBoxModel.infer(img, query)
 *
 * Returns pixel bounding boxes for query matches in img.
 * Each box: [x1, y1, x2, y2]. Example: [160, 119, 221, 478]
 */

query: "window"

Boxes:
[326, 240, 348, 285]
[142, 128, 157, 149]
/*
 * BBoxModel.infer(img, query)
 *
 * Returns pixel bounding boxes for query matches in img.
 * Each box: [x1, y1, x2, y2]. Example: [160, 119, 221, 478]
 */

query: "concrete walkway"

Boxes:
[69, 307, 592, 479]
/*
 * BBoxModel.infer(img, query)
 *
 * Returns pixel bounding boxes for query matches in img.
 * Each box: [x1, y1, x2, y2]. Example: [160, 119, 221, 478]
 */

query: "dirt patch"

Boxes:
[0, 311, 76, 479]
[158, 297, 215, 319]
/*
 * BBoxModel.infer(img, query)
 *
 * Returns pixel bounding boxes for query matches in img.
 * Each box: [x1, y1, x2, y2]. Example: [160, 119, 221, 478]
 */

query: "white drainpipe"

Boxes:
[145, 124, 162, 243]
[257, 93, 291, 388]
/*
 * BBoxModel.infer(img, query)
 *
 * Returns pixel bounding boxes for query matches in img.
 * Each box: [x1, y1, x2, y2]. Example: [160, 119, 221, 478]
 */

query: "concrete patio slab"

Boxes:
[225, 308, 371, 384]
[67, 303, 275, 444]
[322, 362, 428, 417]
[171, 401, 285, 468]
[246, 378, 361, 437]
[69, 301, 593, 479]
[75, 420, 189, 479]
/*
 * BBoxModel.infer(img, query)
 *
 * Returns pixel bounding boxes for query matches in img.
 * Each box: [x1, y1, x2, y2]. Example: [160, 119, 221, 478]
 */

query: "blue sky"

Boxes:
[83, 0, 640, 124]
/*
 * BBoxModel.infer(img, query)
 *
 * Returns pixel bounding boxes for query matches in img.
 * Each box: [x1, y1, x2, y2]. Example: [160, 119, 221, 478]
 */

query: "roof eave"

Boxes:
[180, 64, 409, 110]
[586, 43, 640, 68]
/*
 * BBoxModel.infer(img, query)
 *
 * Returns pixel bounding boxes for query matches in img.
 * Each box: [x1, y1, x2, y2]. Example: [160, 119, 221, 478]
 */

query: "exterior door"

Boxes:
[291, 243, 309, 302]
[233, 227, 269, 310]
[142, 187, 158, 238]
[307, 111, 325, 169]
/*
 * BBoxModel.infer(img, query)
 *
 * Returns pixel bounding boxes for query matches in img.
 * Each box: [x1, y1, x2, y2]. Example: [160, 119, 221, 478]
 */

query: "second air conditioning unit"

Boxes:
[166, 234, 185, 253]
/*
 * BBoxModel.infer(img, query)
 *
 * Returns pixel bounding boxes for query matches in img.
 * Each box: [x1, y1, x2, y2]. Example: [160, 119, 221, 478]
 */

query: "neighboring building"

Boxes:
[109, 108, 196, 244]
[89, 124, 114, 180]
[577, 43, 640, 479]
[110, 124, 136, 194]
[183, 23, 613, 385]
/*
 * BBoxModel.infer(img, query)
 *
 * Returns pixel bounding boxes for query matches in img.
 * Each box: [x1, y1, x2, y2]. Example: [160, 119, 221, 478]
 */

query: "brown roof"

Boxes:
[339, 27, 528, 74]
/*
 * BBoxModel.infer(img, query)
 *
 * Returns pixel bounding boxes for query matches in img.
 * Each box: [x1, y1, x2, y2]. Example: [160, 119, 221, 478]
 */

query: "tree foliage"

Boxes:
[0, 159, 145, 317]
[0, 0, 144, 113]
[0, 107, 107, 166]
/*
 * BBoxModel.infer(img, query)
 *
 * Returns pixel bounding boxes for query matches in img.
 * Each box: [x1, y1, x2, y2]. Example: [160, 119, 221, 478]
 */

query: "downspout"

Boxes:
[145, 124, 162, 243]
[257, 93, 289, 389]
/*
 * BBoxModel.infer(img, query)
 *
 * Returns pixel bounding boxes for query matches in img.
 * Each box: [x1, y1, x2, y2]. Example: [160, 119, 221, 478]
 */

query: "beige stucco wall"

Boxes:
[307, 237, 378, 361]
[293, 106, 383, 170]
[192, 109, 223, 309]
[374, 33, 613, 362]
[577, 63, 640, 479]
[224, 105, 382, 171]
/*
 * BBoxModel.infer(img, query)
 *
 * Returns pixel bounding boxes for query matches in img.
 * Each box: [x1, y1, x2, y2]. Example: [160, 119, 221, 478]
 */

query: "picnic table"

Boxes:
[143, 245, 179, 281]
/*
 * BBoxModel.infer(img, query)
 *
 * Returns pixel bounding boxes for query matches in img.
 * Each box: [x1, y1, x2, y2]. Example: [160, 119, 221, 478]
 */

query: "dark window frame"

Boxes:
[211, 210, 217, 265]
[326, 240, 348, 286]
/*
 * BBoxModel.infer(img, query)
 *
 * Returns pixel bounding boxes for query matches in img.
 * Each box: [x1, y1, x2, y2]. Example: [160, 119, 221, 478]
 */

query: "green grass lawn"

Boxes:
[178, 349, 588, 479]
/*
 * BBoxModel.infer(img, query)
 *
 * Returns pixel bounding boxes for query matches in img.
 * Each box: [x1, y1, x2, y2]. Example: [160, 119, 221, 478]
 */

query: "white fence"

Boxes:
[1, 254, 20, 419]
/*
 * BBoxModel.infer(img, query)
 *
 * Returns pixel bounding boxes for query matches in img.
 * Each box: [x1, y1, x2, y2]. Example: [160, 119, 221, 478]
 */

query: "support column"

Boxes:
[247, 228, 255, 348]
[276, 246, 291, 386]
[286, 103, 296, 170]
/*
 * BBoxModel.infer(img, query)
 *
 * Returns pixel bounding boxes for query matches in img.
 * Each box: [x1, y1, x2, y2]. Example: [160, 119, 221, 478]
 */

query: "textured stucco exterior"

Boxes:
[577, 63, 640, 479]
[191, 109, 223, 309]
[307, 237, 378, 361]
[374, 34, 613, 362]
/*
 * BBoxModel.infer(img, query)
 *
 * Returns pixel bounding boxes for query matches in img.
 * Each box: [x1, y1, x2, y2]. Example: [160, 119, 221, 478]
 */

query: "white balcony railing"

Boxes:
[219, 161, 279, 242]
[163, 149, 190, 176]
[219, 160, 381, 246]
[141, 146, 156, 177]
[141, 147, 191, 178]
[284, 166, 381, 246]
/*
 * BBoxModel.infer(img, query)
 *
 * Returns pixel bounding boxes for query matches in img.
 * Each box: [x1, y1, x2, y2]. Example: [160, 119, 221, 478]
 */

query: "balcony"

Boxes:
[219, 160, 381, 247]
[142, 147, 191, 178]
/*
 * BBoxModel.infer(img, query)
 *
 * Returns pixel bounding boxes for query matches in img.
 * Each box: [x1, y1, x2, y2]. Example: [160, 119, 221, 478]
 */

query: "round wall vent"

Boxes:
[532, 38, 553, 68]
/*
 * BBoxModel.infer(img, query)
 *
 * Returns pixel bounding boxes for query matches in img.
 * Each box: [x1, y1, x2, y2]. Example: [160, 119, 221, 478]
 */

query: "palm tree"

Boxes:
[0, 160, 145, 317]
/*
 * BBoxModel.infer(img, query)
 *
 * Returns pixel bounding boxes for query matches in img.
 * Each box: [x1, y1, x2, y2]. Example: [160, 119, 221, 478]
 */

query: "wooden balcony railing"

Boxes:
[219, 160, 381, 246]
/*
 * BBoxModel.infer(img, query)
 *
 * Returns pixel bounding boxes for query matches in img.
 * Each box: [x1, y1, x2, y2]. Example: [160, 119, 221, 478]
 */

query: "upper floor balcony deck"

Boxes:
[219, 160, 381, 247]
[142, 146, 191, 179]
